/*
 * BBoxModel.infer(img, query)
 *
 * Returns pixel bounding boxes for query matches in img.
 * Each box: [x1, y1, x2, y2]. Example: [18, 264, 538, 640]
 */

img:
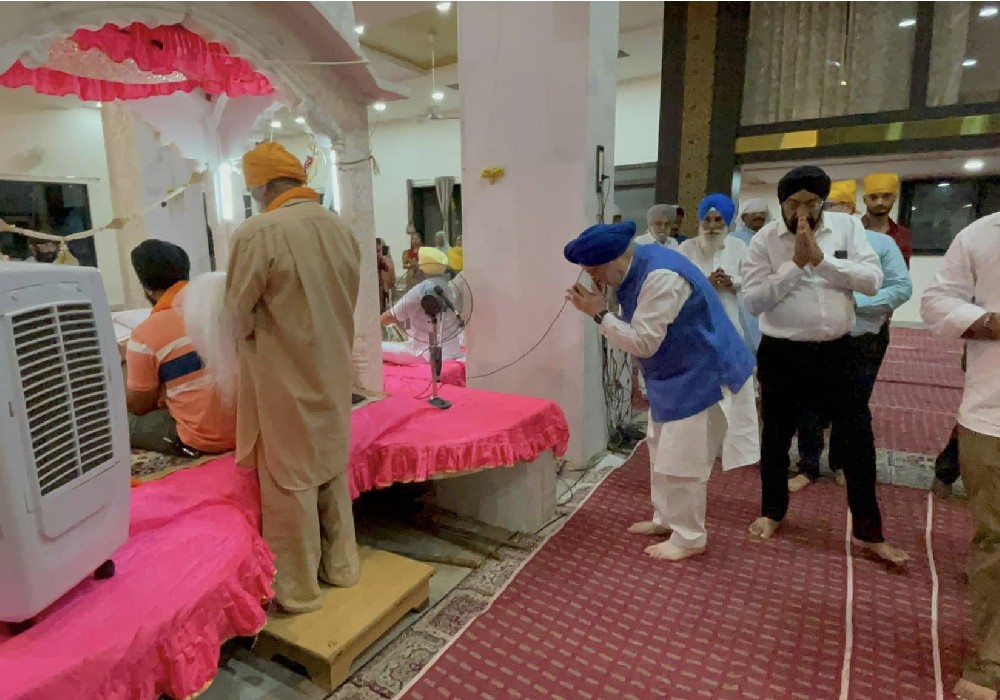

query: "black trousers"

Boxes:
[758, 333, 885, 543]
[796, 323, 891, 478]
[935, 427, 961, 485]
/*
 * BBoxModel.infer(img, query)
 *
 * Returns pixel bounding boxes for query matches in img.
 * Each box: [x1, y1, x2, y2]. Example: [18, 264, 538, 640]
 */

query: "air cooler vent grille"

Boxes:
[11, 303, 113, 496]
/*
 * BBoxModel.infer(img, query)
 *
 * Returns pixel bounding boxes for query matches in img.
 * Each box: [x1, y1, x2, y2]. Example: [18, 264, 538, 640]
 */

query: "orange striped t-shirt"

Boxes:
[125, 282, 236, 453]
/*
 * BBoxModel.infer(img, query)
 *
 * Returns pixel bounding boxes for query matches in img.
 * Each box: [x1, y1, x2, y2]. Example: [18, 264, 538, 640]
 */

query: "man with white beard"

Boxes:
[679, 194, 748, 339]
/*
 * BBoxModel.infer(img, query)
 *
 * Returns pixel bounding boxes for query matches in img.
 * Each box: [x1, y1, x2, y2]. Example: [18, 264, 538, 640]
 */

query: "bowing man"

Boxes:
[565, 222, 759, 561]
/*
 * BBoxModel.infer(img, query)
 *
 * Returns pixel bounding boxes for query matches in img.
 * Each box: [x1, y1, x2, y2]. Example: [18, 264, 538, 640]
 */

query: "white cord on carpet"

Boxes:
[926, 493, 944, 700]
[839, 512, 854, 700]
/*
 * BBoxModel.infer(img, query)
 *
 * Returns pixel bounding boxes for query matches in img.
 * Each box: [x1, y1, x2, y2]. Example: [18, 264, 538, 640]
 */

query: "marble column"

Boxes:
[459, 1, 618, 466]
[677, 2, 718, 237]
[101, 104, 147, 310]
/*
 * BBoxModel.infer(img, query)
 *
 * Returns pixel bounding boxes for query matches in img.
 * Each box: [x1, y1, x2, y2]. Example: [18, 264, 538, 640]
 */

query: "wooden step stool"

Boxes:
[252, 548, 435, 691]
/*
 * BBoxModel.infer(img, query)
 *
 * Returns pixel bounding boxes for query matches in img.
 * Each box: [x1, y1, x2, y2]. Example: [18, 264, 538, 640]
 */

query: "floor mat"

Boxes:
[397, 446, 973, 700]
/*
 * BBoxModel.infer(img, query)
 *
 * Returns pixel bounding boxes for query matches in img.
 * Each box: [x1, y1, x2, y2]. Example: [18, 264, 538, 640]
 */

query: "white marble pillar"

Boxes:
[101, 104, 147, 310]
[459, 1, 619, 466]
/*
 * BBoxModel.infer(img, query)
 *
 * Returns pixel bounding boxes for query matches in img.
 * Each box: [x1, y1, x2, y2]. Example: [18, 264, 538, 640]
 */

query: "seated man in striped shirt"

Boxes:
[124, 240, 236, 456]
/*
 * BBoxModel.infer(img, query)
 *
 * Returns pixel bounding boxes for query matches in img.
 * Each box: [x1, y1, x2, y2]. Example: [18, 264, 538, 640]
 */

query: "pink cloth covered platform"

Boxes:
[353, 384, 570, 495]
[0, 459, 274, 700]
[382, 359, 466, 397]
[0, 389, 569, 698]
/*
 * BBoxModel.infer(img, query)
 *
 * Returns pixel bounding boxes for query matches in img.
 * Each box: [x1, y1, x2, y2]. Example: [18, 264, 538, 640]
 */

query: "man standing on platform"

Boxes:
[226, 142, 362, 614]
[921, 213, 1000, 700]
[791, 181, 912, 491]
[742, 165, 909, 565]
[862, 173, 913, 266]
[564, 222, 759, 562]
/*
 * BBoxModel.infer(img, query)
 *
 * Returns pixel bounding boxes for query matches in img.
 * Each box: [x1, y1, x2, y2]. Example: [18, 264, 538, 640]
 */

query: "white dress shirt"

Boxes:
[600, 269, 691, 358]
[634, 231, 680, 250]
[391, 279, 463, 360]
[678, 234, 748, 338]
[921, 213, 1000, 437]
[741, 211, 883, 341]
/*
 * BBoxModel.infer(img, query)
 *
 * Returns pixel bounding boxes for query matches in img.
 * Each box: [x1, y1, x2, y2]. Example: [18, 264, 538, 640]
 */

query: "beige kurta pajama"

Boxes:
[226, 198, 361, 613]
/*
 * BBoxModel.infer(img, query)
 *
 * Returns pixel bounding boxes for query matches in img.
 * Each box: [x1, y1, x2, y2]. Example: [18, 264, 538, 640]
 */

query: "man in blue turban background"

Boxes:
[564, 221, 760, 562]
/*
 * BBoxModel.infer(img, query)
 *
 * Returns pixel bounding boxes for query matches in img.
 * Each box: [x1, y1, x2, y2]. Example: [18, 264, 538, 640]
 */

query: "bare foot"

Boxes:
[749, 517, 781, 540]
[644, 541, 705, 561]
[834, 470, 846, 487]
[628, 520, 672, 536]
[788, 474, 812, 492]
[954, 679, 997, 700]
[854, 539, 912, 566]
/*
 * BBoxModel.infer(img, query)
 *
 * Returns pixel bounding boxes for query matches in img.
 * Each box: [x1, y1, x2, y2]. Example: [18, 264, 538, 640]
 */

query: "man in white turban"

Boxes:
[635, 204, 681, 250]
[732, 198, 769, 247]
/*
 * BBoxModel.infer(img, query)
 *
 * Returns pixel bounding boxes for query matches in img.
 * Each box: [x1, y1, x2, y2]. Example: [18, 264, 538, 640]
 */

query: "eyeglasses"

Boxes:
[781, 199, 824, 215]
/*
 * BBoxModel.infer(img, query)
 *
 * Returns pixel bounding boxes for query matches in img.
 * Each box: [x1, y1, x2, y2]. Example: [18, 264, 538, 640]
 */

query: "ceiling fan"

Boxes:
[416, 31, 459, 124]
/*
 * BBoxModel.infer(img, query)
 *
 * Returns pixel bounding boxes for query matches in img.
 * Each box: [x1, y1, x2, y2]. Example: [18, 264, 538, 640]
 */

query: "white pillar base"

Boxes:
[433, 451, 558, 533]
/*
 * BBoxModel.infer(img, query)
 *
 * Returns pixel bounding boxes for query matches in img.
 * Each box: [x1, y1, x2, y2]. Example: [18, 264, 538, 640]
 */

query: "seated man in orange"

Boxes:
[124, 240, 236, 456]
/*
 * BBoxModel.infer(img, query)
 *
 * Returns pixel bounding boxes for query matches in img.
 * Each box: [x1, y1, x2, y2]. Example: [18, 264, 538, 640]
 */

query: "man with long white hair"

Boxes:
[634, 204, 681, 249]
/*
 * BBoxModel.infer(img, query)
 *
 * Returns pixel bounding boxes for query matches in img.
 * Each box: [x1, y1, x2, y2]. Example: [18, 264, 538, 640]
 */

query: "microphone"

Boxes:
[433, 285, 465, 327]
[420, 293, 444, 317]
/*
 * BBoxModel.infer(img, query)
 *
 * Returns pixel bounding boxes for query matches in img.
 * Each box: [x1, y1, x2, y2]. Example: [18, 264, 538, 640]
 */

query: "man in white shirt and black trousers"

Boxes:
[742, 165, 910, 566]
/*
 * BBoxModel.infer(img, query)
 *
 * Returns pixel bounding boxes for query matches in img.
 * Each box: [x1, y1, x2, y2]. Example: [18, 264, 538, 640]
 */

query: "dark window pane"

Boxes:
[902, 180, 977, 254]
[0, 181, 95, 266]
[928, 2, 1000, 106]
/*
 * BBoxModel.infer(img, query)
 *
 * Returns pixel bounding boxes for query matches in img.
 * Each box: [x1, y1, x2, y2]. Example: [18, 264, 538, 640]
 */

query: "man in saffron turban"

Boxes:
[226, 141, 362, 613]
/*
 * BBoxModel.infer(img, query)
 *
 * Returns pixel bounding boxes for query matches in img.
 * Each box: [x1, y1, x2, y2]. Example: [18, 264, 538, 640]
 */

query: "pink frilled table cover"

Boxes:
[382, 359, 467, 397]
[0, 389, 568, 698]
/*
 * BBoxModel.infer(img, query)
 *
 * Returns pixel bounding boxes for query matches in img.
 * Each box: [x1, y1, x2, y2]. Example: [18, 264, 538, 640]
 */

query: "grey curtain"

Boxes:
[434, 176, 455, 243]
[741, 2, 915, 125]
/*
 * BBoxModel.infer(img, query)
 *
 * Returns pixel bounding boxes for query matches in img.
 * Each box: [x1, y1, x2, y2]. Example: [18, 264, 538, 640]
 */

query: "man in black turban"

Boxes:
[741, 165, 910, 566]
[131, 239, 191, 306]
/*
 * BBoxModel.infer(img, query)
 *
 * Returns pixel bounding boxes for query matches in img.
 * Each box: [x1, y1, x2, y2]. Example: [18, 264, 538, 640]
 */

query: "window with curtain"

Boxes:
[927, 2, 1000, 106]
[741, 2, 917, 126]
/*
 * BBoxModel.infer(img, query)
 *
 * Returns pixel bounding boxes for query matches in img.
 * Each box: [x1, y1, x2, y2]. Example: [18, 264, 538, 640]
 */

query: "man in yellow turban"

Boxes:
[862, 173, 912, 266]
[226, 141, 362, 614]
[380, 246, 463, 362]
[825, 179, 857, 215]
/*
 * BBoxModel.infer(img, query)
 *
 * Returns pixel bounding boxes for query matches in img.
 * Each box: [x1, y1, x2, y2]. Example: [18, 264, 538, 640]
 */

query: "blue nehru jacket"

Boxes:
[617, 244, 755, 423]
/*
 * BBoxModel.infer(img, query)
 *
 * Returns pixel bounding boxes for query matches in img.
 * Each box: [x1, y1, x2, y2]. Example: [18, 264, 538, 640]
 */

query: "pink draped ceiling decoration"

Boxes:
[0, 22, 274, 100]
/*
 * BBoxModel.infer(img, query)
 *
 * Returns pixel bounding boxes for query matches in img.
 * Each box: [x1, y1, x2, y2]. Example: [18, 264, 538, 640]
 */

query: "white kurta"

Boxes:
[389, 278, 463, 361]
[677, 234, 748, 339]
[600, 266, 760, 479]
[634, 231, 680, 250]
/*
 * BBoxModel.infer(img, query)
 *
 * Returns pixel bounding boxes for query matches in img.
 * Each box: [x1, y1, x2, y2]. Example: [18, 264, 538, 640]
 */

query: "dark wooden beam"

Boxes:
[654, 1, 687, 203]
[909, 2, 935, 109]
[706, 2, 751, 195]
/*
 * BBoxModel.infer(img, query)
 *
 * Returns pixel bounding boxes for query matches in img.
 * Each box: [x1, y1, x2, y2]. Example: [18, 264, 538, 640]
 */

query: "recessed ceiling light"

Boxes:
[840, 80, 848, 86]
[980, 6, 998, 17]
[437, 2, 452, 12]
[431, 90, 445, 101]
[270, 120, 282, 128]
[937, 182, 951, 188]
[294, 116, 306, 125]
[95, 102, 102, 108]
[373, 102, 387, 112]
[354, 25, 365, 35]
[898, 18, 917, 27]
[963, 58, 978, 67]
[964, 158, 986, 171]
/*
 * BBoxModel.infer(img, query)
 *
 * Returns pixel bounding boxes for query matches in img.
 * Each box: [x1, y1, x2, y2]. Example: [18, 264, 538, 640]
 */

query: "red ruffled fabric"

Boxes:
[351, 385, 570, 497]
[0, 22, 273, 100]
[0, 460, 275, 700]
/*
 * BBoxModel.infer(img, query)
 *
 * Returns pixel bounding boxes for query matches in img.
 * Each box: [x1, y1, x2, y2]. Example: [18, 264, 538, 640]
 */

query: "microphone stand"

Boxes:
[426, 312, 452, 410]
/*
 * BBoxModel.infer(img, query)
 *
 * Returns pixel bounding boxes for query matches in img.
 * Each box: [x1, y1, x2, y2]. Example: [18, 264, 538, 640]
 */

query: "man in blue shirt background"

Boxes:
[791, 185, 913, 490]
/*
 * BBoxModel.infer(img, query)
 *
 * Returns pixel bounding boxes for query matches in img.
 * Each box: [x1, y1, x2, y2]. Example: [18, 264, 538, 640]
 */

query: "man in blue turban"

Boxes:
[564, 221, 759, 562]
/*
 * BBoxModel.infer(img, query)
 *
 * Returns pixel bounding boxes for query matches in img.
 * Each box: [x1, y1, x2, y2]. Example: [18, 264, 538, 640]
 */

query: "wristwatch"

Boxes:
[593, 310, 609, 325]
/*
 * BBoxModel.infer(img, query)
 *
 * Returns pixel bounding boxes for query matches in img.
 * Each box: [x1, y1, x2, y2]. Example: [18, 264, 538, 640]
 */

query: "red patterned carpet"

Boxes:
[634, 327, 965, 456]
[399, 447, 973, 700]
